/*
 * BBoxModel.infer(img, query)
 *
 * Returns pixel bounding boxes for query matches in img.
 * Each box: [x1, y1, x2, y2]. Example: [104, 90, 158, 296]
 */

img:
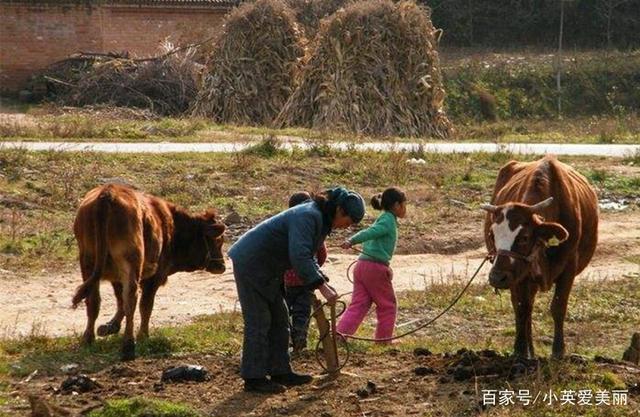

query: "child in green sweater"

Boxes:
[338, 187, 406, 341]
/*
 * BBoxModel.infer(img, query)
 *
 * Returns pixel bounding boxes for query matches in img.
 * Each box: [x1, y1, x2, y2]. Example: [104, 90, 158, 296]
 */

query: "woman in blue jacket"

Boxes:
[228, 187, 365, 394]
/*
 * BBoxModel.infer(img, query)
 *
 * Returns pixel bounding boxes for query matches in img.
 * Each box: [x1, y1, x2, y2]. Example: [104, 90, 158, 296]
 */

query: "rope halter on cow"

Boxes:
[201, 234, 225, 266]
[488, 248, 537, 264]
[482, 197, 556, 265]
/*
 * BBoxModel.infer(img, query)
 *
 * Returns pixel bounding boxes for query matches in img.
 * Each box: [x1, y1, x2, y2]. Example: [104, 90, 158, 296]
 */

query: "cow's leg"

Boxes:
[510, 280, 537, 359]
[80, 255, 100, 346]
[550, 267, 576, 359]
[119, 256, 141, 361]
[97, 282, 124, 337]
[137, 277, 161, 340]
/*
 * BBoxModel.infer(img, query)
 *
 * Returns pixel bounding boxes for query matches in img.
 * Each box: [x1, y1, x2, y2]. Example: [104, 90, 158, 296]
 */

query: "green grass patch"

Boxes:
[242, 135, 286, 158]
[444, 52, 640, 122]
[0, 312, 242, 378]
[88, 398, 202, 417]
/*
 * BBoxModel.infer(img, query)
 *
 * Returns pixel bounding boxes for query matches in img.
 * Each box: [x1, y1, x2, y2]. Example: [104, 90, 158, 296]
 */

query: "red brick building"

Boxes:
[0, 0, 236, 94]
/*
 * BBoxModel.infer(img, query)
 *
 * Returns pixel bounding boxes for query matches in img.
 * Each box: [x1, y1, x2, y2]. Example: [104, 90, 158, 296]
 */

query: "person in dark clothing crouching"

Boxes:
[228, 187, 365, 394]
[284, 192, 329, 354]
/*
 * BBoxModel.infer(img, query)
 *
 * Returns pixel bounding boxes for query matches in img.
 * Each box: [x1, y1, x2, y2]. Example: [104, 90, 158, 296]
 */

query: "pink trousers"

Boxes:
[337, 259, 397, 342]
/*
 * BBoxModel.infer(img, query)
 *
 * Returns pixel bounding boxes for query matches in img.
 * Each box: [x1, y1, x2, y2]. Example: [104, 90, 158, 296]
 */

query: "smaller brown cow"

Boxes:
[481, 156, 598, 360]
[73, 184, 226, 360]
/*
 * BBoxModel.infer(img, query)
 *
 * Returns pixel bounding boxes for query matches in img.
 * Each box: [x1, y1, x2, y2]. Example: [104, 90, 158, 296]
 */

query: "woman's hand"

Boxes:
[341, 240, 352, 249]
[318, 282, 338, 305]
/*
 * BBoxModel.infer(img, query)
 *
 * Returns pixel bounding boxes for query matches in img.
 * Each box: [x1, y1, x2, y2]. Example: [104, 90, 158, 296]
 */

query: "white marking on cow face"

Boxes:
[491, 207, 523, 265]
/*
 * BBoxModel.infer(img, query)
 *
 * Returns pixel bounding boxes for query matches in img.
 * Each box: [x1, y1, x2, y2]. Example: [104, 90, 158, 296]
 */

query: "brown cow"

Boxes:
[481, 155, 598, 359]
[72, 183, 226, 360]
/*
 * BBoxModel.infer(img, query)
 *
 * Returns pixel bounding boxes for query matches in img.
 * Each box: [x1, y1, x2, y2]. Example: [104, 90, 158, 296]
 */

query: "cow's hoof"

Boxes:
[121, 341, 136, 362]
[97, 322, 121, 337]
[81, 335, 95, 346]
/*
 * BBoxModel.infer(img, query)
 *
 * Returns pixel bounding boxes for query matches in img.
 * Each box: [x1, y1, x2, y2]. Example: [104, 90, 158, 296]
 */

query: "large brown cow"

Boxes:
[481, 155, 598, 359]
[72, 183, 226, 360]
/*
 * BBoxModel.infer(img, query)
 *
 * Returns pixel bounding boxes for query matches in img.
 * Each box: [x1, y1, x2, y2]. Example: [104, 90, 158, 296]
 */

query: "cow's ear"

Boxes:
[206, 223, 226, 237]
[535, 222, 568, 247]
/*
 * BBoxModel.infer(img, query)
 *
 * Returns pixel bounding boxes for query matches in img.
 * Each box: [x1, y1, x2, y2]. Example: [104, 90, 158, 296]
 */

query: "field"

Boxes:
[0, 278, 639, 417]
[0, 145, 638, 416]
[1, 43, 640, 417]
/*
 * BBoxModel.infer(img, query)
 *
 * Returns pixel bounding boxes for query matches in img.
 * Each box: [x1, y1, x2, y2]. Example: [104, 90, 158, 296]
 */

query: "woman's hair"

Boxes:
[288, 191, 312, 208]
[371, 187, 406, 211]
[313, 189, 337, 218]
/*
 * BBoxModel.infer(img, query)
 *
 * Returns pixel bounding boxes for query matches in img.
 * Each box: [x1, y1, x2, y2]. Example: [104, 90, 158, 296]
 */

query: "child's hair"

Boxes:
[288, 191, 312, 208]
[371, 187, 406, 211]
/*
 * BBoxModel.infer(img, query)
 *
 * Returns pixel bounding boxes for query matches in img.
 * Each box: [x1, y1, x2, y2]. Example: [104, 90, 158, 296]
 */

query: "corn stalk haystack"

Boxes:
[192, 0, 306, 125]
[34, 46, 199, 116]
[276, 0, 453, 138]
[285, 0, 350, 38]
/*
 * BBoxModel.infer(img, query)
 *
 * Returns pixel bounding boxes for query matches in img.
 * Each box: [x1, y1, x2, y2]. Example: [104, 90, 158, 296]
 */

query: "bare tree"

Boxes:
[556, 0, 566, 118]
[597, 0, 632, 49]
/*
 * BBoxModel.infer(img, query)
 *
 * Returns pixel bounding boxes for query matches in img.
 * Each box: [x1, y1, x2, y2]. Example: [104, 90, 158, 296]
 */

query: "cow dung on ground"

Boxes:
[192, 0, 306, 125]
[275, 0, 453, 138]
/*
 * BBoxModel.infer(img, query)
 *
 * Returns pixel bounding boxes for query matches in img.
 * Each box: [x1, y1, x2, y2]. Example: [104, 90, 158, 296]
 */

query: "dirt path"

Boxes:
[2, 140, 640, 156]
[0, 213, 638, 338]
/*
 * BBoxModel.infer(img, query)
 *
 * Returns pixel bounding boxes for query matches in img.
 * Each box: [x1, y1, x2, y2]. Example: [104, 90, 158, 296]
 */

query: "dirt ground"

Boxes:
[0, 211, 638, 339]
[6, 344, 640, 417]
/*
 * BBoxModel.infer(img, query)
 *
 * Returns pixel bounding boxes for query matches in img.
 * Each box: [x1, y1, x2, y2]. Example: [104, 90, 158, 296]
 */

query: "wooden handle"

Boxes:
[312, 296, 339, 375]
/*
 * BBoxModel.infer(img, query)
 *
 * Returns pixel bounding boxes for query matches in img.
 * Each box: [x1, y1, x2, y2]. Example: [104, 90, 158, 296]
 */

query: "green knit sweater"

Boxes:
[349, 211, 398, 264]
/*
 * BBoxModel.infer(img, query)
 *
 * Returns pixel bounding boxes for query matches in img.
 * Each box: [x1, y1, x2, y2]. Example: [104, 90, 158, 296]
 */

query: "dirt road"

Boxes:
[2, 140, 639, 156]
[0, 212, 638, 338]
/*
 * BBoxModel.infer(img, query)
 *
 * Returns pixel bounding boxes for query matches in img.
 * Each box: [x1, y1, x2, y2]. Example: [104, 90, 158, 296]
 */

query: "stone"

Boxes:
[622, 333, 640, 365]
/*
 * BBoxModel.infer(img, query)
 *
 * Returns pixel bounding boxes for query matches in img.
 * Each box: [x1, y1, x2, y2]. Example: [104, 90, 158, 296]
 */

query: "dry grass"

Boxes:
[2, 109, 640, 144]
[1, 148, 638, 273]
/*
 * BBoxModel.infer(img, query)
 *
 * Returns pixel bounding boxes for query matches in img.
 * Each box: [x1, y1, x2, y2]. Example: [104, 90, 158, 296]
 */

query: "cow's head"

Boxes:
[198, 210, 226, 274]
[481, 197, 568, 289]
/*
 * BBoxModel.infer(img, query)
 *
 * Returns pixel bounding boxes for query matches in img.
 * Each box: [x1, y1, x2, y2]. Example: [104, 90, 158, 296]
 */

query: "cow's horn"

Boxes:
[480, 203, 498, 213]
[530, 197, 554, 213]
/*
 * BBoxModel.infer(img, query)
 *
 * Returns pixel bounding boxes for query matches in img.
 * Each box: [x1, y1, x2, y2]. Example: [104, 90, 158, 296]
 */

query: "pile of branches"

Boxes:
[34, 45, 199, 116]
[192, 0, 306, 125]
[276, 0, 454, 138]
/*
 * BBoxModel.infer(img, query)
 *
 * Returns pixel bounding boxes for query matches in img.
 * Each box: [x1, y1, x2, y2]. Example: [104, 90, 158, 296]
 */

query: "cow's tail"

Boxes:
[72, 190, 111, 308]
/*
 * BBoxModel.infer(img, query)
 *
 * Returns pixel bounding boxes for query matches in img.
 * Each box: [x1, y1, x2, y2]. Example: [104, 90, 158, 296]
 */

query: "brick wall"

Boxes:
[0, 2, 229, 93]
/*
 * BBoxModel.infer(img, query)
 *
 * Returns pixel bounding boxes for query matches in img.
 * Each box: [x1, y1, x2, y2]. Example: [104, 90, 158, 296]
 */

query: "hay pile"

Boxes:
[192, 0, 306, 125]
[34, 46, 199, 116]
[285, 0, 349, 38]
[276, 0, 453, 138]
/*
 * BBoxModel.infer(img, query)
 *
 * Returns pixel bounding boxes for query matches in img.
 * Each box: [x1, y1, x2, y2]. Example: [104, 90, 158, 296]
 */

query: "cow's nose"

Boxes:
[489, 269, 510, 289]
